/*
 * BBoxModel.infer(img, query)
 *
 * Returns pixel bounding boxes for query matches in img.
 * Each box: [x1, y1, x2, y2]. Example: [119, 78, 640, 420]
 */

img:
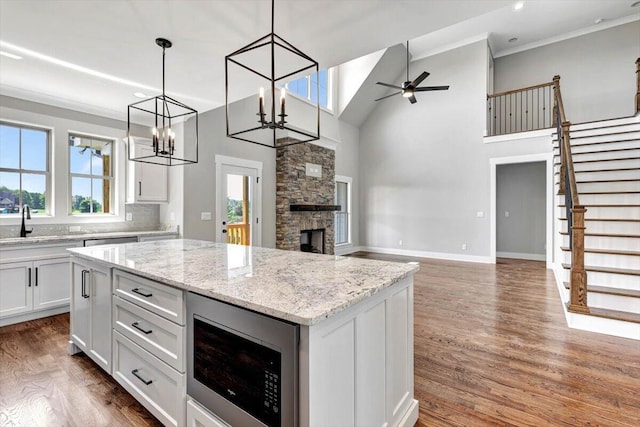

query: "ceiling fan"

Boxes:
[375, 40, 450, 104]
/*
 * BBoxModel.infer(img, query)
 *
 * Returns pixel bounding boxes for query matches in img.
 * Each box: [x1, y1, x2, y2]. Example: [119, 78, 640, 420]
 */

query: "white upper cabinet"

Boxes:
[127, 143, 168, 203]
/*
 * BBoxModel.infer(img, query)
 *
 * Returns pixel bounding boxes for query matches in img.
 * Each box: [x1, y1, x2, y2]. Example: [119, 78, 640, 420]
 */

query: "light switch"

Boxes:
[126, 213, 133, 221]
[476, 211, 484, 218]
[305, 162, 322, 178]
[201, 212, 212, 221]
[505, 211, 510, 217]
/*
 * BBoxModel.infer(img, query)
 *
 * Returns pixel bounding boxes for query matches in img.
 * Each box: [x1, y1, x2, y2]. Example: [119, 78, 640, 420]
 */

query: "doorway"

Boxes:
[215, 155, 262, 247]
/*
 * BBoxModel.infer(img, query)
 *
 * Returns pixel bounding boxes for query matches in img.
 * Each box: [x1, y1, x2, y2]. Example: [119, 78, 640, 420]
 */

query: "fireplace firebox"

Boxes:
[300, 229, 325, 254]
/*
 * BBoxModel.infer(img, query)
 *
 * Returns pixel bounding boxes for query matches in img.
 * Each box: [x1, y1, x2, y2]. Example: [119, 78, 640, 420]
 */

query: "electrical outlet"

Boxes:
[69, 225, 81, 232]
[126, 213, 133, 221]
[169, 212, 175, 221]
[201, 212, 212, 221]
[461, 243, 467, 250]
[505, 211, 510, 217]
[399, 239, 403, 246]
[476, 211, 484, 218]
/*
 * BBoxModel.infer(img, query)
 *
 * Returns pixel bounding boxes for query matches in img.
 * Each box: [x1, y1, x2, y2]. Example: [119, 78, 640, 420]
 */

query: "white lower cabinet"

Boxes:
[113, 331, 185, 427]
[186, 399, 229, 427]
[69, 258, 112, 373]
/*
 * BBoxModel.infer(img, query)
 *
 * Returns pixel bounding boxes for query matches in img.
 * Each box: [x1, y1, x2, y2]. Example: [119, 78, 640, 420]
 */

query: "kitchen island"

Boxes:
[68, 239, 419, 427]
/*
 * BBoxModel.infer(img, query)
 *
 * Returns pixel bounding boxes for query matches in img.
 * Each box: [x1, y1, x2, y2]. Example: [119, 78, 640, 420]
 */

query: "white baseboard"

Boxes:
[398, 399, 419, 427]
[334, 245, 363, 256]
[497, 251, 546, 261]
[361, 246, 493, 264]
[0, 305, 69, 327]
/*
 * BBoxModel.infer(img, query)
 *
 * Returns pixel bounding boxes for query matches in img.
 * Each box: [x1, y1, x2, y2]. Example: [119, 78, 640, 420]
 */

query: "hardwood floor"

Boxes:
[1, 256, 639, 426]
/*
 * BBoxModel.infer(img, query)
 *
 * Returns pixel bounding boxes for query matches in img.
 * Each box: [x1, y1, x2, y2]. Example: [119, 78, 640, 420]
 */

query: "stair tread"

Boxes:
[575, 178, 640, 183]
[560, 247, 640, 256]
[559, 231, 639, 238]
[558, 204, 640, 207]
[574, 191, 640, 195]
[562, 263, 640, 276]
[558, 218, 640, 222]
[555, 167, 640, 174]
[581, 306, 640, 324]
[562, 281, 640, 298]
[553, 146, 640, 155]
[554, 156, 640, 165]
[552, 137, 640, 147]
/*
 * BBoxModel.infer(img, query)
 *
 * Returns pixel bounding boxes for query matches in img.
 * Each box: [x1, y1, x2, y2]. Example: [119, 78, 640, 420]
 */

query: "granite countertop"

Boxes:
[0, 230, 179, 247]
[68, 239, 419, 325]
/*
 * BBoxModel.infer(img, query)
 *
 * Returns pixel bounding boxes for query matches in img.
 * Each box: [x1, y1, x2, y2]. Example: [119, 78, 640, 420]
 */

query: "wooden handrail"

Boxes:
[487, 81, 554, 99]
[553, 75, 588, 314]
[635, 58, 639, 114]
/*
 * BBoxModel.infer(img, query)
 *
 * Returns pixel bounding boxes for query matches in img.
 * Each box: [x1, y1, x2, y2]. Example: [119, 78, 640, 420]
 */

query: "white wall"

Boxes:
[494, 21, 640, 123]
[496, 161, 546, 259]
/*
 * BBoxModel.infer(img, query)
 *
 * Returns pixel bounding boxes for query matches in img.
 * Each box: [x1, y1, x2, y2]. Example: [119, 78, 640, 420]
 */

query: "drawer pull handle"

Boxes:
[131, 369, 153, 385]
[131, 322, 153, 335]
[131, 288, 152, 298]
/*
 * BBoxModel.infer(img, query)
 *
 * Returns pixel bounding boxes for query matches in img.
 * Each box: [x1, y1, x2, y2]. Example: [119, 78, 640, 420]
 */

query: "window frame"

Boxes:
[68, 132, 116, 216]
[335, 175, 352, 247]
[284, 67, 334, 112]
[0, 120, 52, 217]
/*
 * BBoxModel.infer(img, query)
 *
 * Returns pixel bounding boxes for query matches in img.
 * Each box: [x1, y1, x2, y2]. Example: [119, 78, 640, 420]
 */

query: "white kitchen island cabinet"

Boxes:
[69, 239, 419, 427]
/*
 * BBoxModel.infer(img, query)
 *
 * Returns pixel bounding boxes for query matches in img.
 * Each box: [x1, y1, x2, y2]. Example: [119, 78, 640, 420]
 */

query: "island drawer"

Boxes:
[113, 270, 184, 325]
[113, 331, 185, 427]
[186, 399, 230, 427]
[113, 296, 185, 373]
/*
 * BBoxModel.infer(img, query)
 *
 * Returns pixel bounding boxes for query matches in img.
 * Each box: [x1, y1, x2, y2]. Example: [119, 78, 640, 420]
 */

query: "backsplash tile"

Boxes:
[0, 204, 160, 239]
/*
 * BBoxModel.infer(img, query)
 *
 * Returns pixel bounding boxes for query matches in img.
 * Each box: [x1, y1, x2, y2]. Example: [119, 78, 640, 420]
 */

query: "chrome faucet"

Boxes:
[20, 204, 32, 238]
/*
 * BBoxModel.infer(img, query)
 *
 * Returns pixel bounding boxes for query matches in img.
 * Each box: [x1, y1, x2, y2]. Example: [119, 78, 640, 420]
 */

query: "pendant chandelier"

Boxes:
[225, 0, 320, 149]
[127, 38, 199, 166]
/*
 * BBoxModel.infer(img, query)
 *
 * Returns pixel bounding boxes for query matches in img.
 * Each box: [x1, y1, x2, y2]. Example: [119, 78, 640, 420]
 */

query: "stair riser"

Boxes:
[557, 193, 640, 205]
[561, 251, 640, 270]
[558, 131, 640, 145]
[583, 206, 640, 219]
[575, 181, 640, 192]
[559, 221, 640, 234]
[587, 293, 640, 314]
[566, 170, 640, 181]
[554, 149, 640, 162]
[570, 118, 640, 131]
[554, 138, 640, 151]
[560, 269, 640, 291]
[570, 122, 640, 134]
[561, 235, 640, 251]
[554, 159, 639, 173]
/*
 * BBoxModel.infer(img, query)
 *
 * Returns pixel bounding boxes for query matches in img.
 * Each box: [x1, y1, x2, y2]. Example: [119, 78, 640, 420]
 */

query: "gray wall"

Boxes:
[496, 162, 546, 258]
[494, 21, 640, 123]
[182, 97, 360, 249]
[0, 95, 160, 237]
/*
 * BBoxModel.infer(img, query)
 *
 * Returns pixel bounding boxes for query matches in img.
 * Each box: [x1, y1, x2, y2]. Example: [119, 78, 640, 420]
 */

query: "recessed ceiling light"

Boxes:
[133, 92, 147, 98]
[508, 37, 518, 43]
[0, 50, 22, 60]
[513, 1, 524, 11]
[631, 1, 640, 7]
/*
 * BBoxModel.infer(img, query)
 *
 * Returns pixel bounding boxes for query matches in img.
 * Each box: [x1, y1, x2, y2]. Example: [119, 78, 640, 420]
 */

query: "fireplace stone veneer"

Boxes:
[276, 139, 336, 254]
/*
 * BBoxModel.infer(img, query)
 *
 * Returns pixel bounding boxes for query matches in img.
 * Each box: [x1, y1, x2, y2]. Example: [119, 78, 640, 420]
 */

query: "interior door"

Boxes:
[217, 163, 261, 247]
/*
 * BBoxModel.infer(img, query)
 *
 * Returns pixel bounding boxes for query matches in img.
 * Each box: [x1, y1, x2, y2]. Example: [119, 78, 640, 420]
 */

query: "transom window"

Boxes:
[69, 133, 114, 214]
[284, 68, 332, 110]
[0, 122, 50, 215]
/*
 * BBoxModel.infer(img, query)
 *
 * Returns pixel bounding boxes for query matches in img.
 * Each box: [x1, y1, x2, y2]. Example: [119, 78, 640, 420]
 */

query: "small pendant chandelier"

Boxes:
[127, 38, 199, 166]
[225, 0, 320, 149]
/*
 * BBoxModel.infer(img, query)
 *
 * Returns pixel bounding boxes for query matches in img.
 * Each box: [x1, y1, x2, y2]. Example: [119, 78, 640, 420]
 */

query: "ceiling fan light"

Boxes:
[402, 90, 413, 98]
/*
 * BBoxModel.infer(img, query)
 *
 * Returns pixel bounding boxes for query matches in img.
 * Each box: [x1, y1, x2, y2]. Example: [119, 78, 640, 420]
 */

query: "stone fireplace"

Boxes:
[276, 139, 337, 255]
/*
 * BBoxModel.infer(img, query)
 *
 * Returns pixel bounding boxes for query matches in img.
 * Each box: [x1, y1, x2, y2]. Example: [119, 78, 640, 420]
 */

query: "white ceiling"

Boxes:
[0, 0, 638, 121]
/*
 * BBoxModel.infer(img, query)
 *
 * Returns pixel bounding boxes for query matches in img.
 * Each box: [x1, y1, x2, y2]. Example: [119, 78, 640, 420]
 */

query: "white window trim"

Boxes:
[335, 174, 352, 247]
[0, 119, 53, 218]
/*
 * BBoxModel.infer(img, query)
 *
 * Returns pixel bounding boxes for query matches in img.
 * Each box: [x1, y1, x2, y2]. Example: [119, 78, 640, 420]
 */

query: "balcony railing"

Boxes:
[227, 223, 250, 245]
[487, 81, 555, 136]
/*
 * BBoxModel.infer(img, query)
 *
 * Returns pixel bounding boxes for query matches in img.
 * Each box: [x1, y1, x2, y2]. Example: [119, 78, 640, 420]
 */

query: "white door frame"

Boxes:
[215, 155, 263, 246]
[489, 153, 554, 268]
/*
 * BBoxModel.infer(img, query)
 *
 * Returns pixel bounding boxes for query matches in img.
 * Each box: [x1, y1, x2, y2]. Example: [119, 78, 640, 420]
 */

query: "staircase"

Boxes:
[554, 116, 640, 339]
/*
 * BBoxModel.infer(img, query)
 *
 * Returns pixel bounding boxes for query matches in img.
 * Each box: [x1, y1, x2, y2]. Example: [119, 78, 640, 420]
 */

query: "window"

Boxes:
[69, 133, 114, 214]
[0, 122, 50, 215]
[335, 176, 352, 245]
[284, 68, 332, 110]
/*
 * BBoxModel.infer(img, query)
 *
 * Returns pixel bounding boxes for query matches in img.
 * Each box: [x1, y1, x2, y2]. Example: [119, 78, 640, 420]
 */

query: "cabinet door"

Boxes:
[0, 261, 33, 318]
[137, 146, 168, 202]
[70, 261, 91, 352]
[89, 264, 112, 372]
[33, 257, 70, 310]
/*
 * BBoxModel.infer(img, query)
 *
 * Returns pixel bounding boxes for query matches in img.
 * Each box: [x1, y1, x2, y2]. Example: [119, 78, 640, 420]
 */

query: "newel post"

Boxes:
[568, 206, 589, 314]
[635, 58, 639, 114]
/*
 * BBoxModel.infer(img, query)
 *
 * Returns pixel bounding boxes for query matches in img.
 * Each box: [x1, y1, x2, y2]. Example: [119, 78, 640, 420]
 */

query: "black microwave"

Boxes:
[187, 292, 299, 427]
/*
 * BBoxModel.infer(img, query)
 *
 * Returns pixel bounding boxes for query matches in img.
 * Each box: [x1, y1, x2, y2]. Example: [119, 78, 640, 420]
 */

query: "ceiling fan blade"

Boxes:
[414, 85, 450, 91]
[375, 91, 402, 102]
[409, 71, 430, 88]
[376, 82, 403, 90]
[408, 95, 417, 104]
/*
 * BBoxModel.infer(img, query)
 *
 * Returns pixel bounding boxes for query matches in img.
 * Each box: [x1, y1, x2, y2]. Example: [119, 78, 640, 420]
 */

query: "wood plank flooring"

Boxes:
[1, 256, 639, 426]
